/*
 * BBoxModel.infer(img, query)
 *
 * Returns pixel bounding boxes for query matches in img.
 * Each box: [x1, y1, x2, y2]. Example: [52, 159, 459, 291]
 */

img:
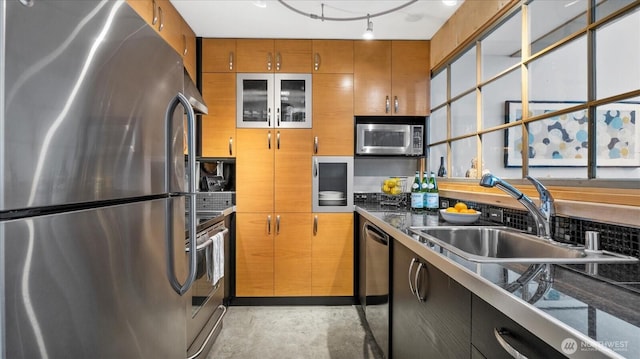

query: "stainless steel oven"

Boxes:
[186, 213, 230, 359]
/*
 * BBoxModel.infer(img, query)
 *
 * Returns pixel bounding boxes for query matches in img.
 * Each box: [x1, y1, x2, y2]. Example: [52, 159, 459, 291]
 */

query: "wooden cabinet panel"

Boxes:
[312, 74, 354, 155]
[127, 0, 155, 25]
[354, 41, 392, 115]
[312, 40, 354, 73]
[354, 40, 430, 116]
[236, 39, 275, 73]
[274, 129, 312, 212]
[201, 73, 236, 158]
[312, 213, 354, 296]
[202, 39, 237, 72]
[392, 41, 430, 116]
[236, 213, 274, 296]
[157, 0, 182, 55]
[274, 213, 312, 296]
[236, 39, 312, 73]
[236, 129, 274, 212]
[275, 39, 312, 73]
[181, 20, 197, 81]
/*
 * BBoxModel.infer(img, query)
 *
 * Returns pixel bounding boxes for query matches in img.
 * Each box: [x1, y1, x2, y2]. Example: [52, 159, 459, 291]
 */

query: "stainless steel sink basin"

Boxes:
[409, 226, 639, 264]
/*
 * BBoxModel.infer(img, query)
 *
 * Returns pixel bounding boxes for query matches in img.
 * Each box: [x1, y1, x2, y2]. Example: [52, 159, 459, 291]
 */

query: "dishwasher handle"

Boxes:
[364, 222, 389, 246]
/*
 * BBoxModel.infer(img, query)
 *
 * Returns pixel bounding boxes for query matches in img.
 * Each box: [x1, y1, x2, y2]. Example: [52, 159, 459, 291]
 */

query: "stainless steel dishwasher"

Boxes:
[362, 220, 390, 358]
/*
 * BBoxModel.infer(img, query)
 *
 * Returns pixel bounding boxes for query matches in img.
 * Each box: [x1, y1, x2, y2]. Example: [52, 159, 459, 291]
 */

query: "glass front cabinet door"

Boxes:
[237, 73, 312, 129]
[312, 156, 354, 212]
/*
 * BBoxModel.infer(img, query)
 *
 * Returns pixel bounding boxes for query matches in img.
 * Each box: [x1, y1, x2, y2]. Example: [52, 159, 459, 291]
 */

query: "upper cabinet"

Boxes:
[236, 39, 312, 73]
[236, 73, 312, 129]
[354, 40, 430, 116]
[312, 40, 354, 73]
[127, 0, 197, 81]
[202, 39, 237, 73]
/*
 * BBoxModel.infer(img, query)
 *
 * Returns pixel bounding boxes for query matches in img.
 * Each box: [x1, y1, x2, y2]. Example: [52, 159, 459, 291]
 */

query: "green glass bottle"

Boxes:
[425, 172, 439, 212]
[410, 171, 423, 211]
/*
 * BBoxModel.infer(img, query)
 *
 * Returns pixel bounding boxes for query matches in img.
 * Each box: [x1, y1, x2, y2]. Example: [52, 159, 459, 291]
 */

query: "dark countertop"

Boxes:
[356, 204, 640, 359]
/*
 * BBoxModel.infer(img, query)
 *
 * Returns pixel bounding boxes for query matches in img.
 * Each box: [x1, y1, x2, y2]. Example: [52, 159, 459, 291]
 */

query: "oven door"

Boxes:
[186, 221, 227, 355]
[356, 124, 411, 155]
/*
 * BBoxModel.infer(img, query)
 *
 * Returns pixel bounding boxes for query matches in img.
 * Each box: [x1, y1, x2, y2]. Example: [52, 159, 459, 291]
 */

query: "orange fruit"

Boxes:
[445, 207, 458, 213]
[454, 202, 468, 211]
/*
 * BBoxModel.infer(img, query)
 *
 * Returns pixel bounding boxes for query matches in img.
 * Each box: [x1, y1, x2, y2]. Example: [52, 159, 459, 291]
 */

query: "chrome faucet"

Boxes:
[479, 174, 555, 239]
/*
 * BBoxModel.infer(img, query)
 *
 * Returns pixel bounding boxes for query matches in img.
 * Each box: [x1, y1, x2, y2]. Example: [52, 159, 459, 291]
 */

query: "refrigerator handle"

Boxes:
[166, 92, 198, 296]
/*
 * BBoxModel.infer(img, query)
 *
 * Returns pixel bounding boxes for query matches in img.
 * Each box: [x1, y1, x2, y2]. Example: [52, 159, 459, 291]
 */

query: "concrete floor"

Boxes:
[205, 305, 384, 359]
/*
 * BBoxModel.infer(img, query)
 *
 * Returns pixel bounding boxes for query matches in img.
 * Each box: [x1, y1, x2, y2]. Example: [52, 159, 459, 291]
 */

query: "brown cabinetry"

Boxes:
[235, 213, 275, 297]
[312, 74, 354, 155]
[312, 40, 354, 73]
[201, 73, 236, 157]
[354, 40, 430, 116]
[202, 39, 237, 72]
[127, 0, 196, 80]
[236, 39, 312, 73]
[311, 213, 354, 296]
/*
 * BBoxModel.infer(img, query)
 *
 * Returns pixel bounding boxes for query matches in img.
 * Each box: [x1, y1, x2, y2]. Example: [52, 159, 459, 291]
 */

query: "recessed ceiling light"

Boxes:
[442, 0, 458, 6]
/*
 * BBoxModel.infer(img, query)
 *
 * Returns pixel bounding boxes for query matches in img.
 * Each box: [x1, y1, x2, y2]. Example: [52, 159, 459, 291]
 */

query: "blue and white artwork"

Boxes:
[505, 101, 638, 167]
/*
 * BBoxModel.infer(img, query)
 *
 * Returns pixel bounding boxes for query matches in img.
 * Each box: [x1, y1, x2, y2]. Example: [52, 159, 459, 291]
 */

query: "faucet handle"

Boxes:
[525, 176, 555, 217]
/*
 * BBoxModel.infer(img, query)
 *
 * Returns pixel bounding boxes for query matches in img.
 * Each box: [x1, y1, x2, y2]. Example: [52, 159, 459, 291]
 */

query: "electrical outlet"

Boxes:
[440, 199, 449, 208]
[488, 208, 504, 223]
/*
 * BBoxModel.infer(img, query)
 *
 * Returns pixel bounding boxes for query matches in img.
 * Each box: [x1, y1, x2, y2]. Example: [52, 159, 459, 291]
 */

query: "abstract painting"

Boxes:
[504, 101, 639, 167]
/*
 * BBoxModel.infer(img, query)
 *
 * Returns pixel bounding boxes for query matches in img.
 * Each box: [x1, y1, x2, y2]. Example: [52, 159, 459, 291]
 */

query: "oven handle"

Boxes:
[185, 228, 229, 252]
[186, 305, 228, 359]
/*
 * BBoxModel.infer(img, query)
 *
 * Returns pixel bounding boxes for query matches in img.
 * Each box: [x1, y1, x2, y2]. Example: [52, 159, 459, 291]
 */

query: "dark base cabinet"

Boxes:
[472, 295, 566, 358]
[392, 240, 471, 358]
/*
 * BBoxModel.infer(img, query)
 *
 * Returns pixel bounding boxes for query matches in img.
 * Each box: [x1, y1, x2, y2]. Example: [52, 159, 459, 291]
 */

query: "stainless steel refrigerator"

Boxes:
[0, 1, 205, 358]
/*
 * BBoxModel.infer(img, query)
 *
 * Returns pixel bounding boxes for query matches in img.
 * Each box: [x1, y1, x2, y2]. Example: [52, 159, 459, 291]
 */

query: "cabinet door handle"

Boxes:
[394, 96, 399, 113]
[277, 107, 281, 127]
[267, 215, 272, 235]
[276, 52, 281, 71]
[314, 136, 318, 154]
[268, 107, 271, 127]
[385, 96, 390, 113]
[408, 257, 417, 295]
[158, 6, 164, 32]
[313, 158, 318, 178]
[267, 52, 273, 71]
[414, 262, 427, 302]
[276, 131, 280, 150]
[494, 329, 529, 359]
[268, 131, 271, 149]
[314, 53, 320, 71]
[229, 137, 233, 156]
[313, 215, 318, 236]
[276, 215, 281, 234]
[183, 34, 188, 56]
[152, 0, 158, 25]
[229, 52, 234, 71]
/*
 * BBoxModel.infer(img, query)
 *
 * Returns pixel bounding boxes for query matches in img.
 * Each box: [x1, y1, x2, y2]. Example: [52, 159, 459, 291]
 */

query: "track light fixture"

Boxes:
[363, 14, 374, 40]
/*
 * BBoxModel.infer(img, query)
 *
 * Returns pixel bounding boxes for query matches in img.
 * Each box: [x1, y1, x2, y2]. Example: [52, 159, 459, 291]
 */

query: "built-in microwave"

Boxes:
[355, 117, 425, 156]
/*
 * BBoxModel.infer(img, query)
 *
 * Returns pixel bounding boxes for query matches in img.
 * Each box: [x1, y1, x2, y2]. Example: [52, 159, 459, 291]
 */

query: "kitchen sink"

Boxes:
[409, 226, 639, 264]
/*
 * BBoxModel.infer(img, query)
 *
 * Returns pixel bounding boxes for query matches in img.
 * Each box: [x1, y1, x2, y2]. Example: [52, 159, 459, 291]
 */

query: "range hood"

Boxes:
[183, 68, 208, 115]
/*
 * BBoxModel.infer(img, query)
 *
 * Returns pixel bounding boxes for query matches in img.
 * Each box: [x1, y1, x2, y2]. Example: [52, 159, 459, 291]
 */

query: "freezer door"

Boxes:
[2, 198, 187, 359]
[1, 1, 185, 211]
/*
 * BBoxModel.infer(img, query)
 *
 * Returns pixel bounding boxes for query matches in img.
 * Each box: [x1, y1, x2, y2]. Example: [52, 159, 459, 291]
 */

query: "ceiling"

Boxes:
[170, 0, 464, 40]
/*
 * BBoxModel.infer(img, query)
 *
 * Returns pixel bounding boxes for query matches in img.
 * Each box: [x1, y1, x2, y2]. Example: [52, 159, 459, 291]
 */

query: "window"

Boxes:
[429, 1, 640, 183]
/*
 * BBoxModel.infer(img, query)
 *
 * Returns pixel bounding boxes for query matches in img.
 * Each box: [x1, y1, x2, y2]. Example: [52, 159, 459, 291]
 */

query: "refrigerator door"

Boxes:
[1, 1, 185, 211]
[2, 197, 187, 359]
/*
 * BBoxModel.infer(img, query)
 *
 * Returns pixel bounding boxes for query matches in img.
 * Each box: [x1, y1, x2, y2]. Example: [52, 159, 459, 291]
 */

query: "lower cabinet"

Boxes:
[471, 294, 566, 358]
[236, 212, 353, 297]
[392, 240, 471, 358]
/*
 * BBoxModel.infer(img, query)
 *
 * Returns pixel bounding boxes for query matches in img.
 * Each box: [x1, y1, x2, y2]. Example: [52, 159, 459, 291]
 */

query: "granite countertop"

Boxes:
[356, 204, 640, 359]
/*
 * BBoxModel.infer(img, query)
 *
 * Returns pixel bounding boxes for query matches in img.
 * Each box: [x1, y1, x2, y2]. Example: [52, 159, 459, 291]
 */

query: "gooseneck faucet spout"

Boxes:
[479, 174, 555, 239]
